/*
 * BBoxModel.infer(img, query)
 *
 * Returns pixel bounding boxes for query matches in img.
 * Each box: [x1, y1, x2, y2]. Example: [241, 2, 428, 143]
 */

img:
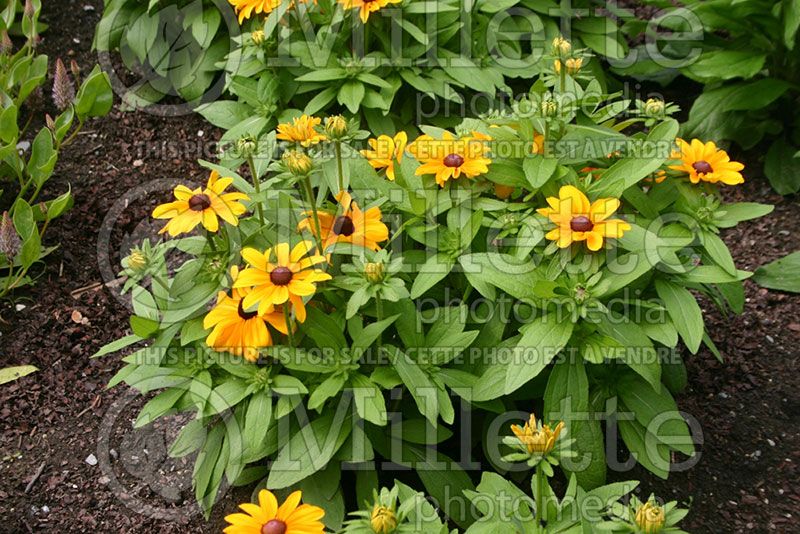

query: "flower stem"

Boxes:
[301, 175, 324, 254]
[535, 464, 546, 533]
[205, 231, 217, 252]
[375, 292, 384, 353]
[335, 141, 345, 193]
[283, 305, 294, 347]
[246, 155, 266, 227]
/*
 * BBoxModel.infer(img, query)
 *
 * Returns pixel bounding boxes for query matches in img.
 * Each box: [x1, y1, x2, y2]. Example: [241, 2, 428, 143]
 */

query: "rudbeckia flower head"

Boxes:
[203, 267, 289, 362]
[152, 171, 249, 237]
[224, 489, 325, 534]
[338, 0, 402, 23]
[234, 241, 331, 321]
[276, 114, 327, 147]
[537, 185, 631, 251]
[510, 413, 565, 456]
[669, 138, 744, 185]
[298, 191, 389, 253]
[360, 132, 407, 181]
[409, 131, 492, 187]
[635, 500, 666, 534]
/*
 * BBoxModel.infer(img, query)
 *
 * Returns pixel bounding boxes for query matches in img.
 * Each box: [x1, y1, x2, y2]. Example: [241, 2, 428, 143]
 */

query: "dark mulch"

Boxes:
[1, 0, 798, 532]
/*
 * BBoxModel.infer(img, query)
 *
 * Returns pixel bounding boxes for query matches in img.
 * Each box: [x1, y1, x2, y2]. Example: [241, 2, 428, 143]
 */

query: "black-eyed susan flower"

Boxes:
[635, 500, 666, 534]
[298, 191, 389, 252]
[276, 114, 327, 147]
[204, 267, 289, 362]
[152, 171, 249, 237]
[227, 0, 279, 24]
[510, 413, 564, 456]
[224, 489, 325, 534]
[234, 241, 330, 321]
[338, 0, 402, 23]
[669, 138, 744, 186]
[408, 131, 492, 187]
[360, 132, 407, 181]
[537, 185, 631, 251]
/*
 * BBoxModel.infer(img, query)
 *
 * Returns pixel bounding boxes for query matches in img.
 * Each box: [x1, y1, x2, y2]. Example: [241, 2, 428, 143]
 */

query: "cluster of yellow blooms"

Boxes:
[228, 0, 401, 24]
[151, 108, 745, 361]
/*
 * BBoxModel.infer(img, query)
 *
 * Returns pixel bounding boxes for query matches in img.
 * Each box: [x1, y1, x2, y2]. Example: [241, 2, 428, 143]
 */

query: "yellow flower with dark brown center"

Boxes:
[298, 191, 389, 253]
[203, 267, 289, 362]
[408, 131, 492, 187]
[224, 489, 325, 534]
[510, 413, 564, 456]
[370, 504, 397, 534]
[228, 0, 315, 24]
[152, 171, 249, 237]
[338, 0, 402, 23]
[537, 185, 631, 251]
[234, 241, 331, 322]
[634, 501, 666, 534]
[276, 114, 327, 147]
[669, 138, 744, 186]
[361, 132, 407, 181]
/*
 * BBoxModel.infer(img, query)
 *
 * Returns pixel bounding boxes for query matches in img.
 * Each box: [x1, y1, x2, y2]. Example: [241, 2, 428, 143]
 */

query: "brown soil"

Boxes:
[1, 1, 799, 533]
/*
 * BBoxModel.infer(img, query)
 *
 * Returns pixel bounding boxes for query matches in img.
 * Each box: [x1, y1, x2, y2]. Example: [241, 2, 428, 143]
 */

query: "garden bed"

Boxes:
[1, 0, 799, 532]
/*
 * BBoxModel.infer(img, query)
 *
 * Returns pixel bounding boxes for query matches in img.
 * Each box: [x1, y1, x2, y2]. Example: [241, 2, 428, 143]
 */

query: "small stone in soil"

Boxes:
[84, 454, 98, 466]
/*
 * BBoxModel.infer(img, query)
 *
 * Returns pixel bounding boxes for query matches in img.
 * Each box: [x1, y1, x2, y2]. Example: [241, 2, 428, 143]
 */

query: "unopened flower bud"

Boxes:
[69, 60, 81, 84]
[251, 30, 265, 45]
[635, 501, 666, 534]
[0, 31, 12, 54]
[324, 115, 348, 139]
[551, 36, 571, 56]
[52, 58, 75, 111]
[364, 262, 385, 283]
[541, 100, 558, 117]
[0, 211, 21, 259]
[126, 249, 147, 273]
[45, 113, 55, 130]
[23, 0, 34, 19]
[644, 98, 665, 118]
[236, 135, 257, 158]
[370, 505, 397, 534]
[282, 150, 313, 176]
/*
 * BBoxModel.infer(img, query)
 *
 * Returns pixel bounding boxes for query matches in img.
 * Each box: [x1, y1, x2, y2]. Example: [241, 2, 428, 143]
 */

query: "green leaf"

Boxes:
[754, 252, 800, 293]
[459, 253, 543, 300]
[523, 155, 558, 189]
[410, 253, 454, 299]
[786, 0, 800, 48]
[714, 202, 774, 228]
[503, 314, 574, 395]
[701, 230, 737, 276]
[243, 391, 272, 462]
[74, 66, 113, 117]
[655, 279, 703, 354]
[589, 119, 679, 197]
[337, 80, 365, 114]
[765, 138, 800, 195]
[267, 410, 352, 489]
[388, 346, 439, 425]
[683, 51, 766, 82]
[618, 375, 694, 456]
[0, 365, 38, 385]
[130, 315, 160, 338]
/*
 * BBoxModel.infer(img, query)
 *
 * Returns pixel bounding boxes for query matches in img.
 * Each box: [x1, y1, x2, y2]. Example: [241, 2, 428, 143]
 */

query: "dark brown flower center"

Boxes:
[261, 520, 287, 534]
[237, 300, 258, 320]
[692, 160, 713, 175]
[188, 193, 212, 211]
[269, 266, 293, 286]
[333, 215, 355, 236]
[443, 153, 465, 168]
[570, 215, 593, 232]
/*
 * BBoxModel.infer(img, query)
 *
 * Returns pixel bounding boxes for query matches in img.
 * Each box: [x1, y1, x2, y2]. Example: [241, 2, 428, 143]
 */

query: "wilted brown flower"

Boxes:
[52, 58, 75, 111]
[0, 211, 21, 259]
